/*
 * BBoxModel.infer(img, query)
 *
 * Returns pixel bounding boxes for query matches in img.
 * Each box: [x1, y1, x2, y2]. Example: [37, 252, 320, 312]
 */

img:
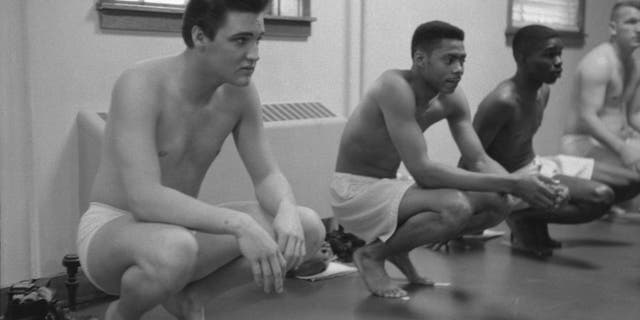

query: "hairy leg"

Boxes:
[351, 188, 472, 298]
[387, 252, 433, 285]
[506, 175, 612, 255]
[506, 209, 552, 257]
[88, 216, 200, 320]
[163, 202, 325, 317]
[549, 175, 613, 223]
[591, 161, 640, 203]
[459, 192, 510, 234]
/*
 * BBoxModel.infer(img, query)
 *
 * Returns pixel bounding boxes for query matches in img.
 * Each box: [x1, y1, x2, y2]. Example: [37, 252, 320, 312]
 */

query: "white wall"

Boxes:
[0, 0, 615, 285]
[0, 0, 37, 286]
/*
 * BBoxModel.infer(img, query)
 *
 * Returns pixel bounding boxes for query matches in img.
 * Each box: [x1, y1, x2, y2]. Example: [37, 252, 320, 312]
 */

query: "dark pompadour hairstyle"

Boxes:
[411, 20, 464, 58]
[512, 24, 559, 60]
[181, 0, 270, 48]
[611, 0, 640, 21]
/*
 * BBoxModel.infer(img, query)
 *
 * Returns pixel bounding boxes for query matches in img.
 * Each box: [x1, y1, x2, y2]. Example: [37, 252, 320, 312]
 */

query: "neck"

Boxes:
[178, 49, 226, 106]
[409, 67, 440, 106]
[513, 69, 543, 95]
[611, 38, 635, 64]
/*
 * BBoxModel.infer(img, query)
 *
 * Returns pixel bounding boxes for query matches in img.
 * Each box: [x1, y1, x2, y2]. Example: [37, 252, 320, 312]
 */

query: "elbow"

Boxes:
[460, 155, 486, 172]
[412, 170, 444, 189]
[577, 112, 597, 126]
[125, 187, 161, 221]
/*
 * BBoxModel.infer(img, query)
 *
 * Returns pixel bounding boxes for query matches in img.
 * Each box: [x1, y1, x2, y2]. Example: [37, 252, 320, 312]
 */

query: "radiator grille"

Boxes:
[262, 102, 336, 122]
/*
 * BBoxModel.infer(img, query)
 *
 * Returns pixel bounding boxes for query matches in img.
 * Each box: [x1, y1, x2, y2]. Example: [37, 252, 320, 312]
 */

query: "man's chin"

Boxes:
[440, 85, 457, 94]
[231, 77, 252, 87]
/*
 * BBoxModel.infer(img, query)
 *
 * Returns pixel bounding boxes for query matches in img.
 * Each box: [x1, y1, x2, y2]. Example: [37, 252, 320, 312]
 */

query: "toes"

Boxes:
[412, 277, 435, 286]
[374, 287, 408, 298]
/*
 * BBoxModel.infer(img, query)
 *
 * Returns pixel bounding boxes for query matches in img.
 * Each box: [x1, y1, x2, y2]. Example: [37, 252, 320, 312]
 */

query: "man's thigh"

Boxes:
[554, 174, 607, 201]
[87, 202, 274, 293]
[397, 186, 471, 223]
[86, 214, 220, 294]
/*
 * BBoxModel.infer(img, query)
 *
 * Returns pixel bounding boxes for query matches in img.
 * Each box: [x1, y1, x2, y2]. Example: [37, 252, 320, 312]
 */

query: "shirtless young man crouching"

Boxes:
[473, 25, 640, 257]
[330, 21, 558, 298]
[562, 1, 640, 213]
[76, 1, 325, 319]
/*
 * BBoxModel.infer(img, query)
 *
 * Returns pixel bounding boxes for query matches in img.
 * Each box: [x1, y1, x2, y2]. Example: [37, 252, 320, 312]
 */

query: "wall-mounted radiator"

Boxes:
[77, 102, 346, 219]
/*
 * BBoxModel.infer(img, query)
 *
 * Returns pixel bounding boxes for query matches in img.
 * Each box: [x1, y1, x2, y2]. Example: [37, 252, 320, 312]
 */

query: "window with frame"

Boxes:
[97, 0, 315, 39]
[506, 0, 585, 47]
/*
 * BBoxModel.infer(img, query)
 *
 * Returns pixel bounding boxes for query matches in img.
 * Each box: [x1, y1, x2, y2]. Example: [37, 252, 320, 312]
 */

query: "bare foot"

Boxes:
[162, 290, 205, 320]
[387, 253, 434, 286]
[352, 245, 407, 298]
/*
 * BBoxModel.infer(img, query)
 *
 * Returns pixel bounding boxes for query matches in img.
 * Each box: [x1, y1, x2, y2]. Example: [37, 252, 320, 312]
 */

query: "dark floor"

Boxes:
[74, 216, 640, 320]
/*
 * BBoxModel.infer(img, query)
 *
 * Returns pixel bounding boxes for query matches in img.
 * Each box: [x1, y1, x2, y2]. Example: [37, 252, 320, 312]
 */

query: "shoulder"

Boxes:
[112, 57, 173, 103]
[369, 70, 415, 111]
[437, 86, 472, 113]
[577, 43, 614, 80]
[215, 82, 261, 116]
[478, 81, 517, 115]
[372, 70, 413, 98]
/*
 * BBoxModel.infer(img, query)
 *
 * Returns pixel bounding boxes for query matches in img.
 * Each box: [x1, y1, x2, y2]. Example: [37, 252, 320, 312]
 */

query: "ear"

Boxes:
[191, 25, 207, 47]
[609, 20, 617, 37]
[413, 49, 427, 67]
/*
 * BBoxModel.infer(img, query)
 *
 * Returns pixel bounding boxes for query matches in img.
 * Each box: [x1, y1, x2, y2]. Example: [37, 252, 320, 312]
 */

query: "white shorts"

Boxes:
[76, 202, 128, 294]
[330, 172, 414, 243]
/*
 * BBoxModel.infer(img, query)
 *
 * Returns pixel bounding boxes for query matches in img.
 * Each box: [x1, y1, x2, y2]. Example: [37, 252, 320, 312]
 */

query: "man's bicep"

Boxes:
[378, 97, 429, 171]
[108, 75, 162, 192]
[577, 67, 608, 116]
[449, 107, 489, 163]
[472, 99, 511, 148]
[233, 86, 278, 184]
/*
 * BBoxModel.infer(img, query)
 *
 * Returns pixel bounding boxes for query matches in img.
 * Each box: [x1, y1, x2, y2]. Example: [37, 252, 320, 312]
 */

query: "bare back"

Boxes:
[335, 70, 449, 179]
[91, 55, 247, 211]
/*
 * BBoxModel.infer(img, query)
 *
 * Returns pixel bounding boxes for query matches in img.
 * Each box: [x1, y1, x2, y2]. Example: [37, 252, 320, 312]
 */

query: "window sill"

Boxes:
[96, 2, 315, 39]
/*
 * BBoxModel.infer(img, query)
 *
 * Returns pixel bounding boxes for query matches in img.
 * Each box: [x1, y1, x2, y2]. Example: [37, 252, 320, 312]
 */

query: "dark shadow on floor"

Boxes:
[559, 238, 633, 248]
[508, 248, 601, 270]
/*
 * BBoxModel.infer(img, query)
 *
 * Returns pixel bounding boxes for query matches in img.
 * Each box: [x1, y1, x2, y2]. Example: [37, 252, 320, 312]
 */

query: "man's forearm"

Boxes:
[412, 161, 516, 193]
[254, 172, 297, 217]
[465, 154, 509, 175]
[129, 185, 251, 236]
[581, 113, 626, 153]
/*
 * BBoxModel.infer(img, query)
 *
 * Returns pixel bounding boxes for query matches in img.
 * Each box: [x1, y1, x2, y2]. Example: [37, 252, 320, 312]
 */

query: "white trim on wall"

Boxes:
[344, 0, 364, 115]
[0, 0, 38, 286]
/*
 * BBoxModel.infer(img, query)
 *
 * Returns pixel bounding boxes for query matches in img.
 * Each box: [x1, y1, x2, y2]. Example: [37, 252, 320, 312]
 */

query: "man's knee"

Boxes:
[141, 229, 199, 291]
[297, 206, 326, 255]
[483, 193, 511, 226]
[592, 185, 614, 206]
[441, 191, 474, 231]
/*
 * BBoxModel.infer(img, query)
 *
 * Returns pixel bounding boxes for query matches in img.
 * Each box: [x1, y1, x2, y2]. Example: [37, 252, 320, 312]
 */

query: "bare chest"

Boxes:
[606, 64, 634, 108]
[506, 101, 544, 141]
[415, 103, 447, 131]
[155, 107, 238, 168]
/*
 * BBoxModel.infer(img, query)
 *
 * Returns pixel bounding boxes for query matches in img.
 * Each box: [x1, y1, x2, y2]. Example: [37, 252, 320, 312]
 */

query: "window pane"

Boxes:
[511, 0, 581, 32]
[277, 0, 302, 16]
